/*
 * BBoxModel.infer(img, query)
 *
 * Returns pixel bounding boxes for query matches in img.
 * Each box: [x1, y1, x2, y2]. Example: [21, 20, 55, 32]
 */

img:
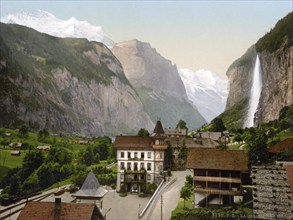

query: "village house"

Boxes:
[37, 146, 50, 152]
[5, 132, 12, 137]
[78, 140, 89, 145]
[113, 120, 167, 193]
[186, 148, 249, 207]
[9, 142, 22, 149]
[10, 150, 21, 156]
[164, 127, 187, 138]
[194, 132, 229, 144]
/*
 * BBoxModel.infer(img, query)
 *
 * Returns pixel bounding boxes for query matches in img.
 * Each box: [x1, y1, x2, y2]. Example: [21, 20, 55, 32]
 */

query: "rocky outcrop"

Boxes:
[112, 39, 206, 129]
[0, 23, 153, 136]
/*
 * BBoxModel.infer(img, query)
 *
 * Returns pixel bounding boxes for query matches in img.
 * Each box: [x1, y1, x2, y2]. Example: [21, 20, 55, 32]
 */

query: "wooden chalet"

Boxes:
[186, 148, 249, 207]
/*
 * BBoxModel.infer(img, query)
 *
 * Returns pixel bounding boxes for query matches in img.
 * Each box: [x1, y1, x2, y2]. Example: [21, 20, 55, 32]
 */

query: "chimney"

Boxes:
[55, 197, 61, 216]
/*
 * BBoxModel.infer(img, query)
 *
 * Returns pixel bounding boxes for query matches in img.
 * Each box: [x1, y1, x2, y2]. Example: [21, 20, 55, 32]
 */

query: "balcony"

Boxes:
[127, 157, 145, 161]
[125, 169, 146, 174]
[194, 176, 241, 183]
[153, 144, 168, 150]
[194, 187, 242, 196]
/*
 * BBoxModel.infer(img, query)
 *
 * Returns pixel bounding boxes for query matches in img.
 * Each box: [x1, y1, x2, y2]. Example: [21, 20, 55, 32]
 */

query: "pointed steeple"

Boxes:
[73, 171, 107, 199]
[153, 120, 164, 135]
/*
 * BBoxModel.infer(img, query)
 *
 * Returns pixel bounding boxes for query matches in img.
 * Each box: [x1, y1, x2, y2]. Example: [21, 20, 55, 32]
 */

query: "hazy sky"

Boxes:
[1, 1, 292, 78]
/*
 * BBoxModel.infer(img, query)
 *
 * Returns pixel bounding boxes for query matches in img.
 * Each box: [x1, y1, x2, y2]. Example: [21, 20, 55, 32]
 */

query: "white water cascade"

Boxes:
[244, 55, 263, 128]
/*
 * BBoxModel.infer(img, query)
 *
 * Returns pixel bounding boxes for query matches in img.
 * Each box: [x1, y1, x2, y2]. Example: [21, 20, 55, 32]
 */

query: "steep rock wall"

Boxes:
[255, 46, 293, 125]
[112, 39, 206, 129]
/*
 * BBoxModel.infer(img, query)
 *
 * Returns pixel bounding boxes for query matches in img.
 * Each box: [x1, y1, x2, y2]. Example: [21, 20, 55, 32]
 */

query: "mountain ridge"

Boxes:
[1, 10, 114, 47]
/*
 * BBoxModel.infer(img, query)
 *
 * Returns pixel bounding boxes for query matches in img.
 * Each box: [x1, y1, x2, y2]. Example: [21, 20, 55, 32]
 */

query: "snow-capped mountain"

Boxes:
[1, 10, 114, 47]
[178, 69, 228, 122]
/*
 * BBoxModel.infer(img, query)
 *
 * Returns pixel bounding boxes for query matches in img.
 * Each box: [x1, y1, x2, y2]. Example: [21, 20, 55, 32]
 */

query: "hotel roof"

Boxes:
[113, 136, 153, 149]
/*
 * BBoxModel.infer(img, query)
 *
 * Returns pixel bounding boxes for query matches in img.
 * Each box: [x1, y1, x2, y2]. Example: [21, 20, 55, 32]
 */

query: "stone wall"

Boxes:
[251, 162, 293, 219]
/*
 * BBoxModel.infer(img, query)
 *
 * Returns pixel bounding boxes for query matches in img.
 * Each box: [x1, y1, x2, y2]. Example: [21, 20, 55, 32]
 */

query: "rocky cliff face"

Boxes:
[256, 46, 293, 125]
[0, 23, 153, 136]
[224, 12, 293, 128]
[112, 39, 206, 129]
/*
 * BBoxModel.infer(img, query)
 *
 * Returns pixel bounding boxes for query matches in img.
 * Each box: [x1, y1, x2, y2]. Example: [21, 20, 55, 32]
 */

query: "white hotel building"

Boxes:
[113, 121, 167, 193]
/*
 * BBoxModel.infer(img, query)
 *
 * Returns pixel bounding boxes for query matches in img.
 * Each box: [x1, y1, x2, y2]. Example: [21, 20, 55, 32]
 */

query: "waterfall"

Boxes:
[244, 55, 262, 128]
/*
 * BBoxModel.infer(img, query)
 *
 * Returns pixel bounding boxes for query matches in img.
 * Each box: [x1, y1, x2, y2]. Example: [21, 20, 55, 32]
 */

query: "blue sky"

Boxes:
[1, 1, 292, 78]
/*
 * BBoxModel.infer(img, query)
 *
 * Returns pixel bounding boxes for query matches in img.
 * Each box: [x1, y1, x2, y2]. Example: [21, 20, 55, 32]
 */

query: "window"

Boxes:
[147, 163, 151, 171]
[120, 162, 125, 170]
[134, 162, 138, 171]
[147, 152, 151, 159]
[134, 152, 138, 158]
[156, 152, 160, 159]
[128, 152, 131, 158]
[120, 152, 125, 158]
[159, 165, 163, 172]
[127, 162, 131, 170]
[120, 174, 124, 181]
[155, 163, 159, 171]
[140, 163, 145, 170]
[141, 152, 145, 159]
[147, 174, 151, 181]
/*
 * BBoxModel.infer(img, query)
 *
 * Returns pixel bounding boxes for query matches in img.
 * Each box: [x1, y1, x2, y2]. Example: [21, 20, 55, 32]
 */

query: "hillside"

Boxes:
[0, 23, 153, 136]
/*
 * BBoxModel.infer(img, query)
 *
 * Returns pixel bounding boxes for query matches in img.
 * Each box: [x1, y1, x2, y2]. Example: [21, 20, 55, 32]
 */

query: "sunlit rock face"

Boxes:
[112, 39, 206, 129]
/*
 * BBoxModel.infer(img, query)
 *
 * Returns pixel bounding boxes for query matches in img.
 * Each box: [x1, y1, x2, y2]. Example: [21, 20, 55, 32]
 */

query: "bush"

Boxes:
[138, 192, 147, 197]
[119, 192, 127, 197]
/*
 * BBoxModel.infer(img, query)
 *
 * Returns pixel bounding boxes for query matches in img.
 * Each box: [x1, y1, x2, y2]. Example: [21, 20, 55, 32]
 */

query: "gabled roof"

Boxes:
[268, 138, 293, 153]
[153, 120, 164, 135]
[113, 136, 153, 149]
[186, 148, 248, 171]
[73, 171, 107, 199]
[17, 201, 104, 220]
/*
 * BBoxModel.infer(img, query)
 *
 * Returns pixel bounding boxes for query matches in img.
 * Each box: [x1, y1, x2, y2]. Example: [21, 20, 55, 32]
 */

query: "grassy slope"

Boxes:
[0, 127, 109, 181]
[0, 23, 118, 84]
[218, 98, 249, 131]
[256, 11, 293, 52]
